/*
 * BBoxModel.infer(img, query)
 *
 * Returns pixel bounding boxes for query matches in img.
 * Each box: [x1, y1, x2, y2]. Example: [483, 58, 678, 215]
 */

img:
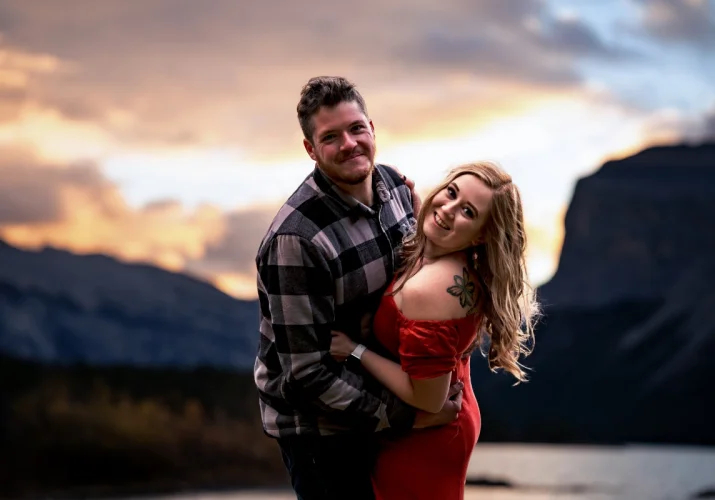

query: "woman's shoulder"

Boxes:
[400, 256, 478, 321]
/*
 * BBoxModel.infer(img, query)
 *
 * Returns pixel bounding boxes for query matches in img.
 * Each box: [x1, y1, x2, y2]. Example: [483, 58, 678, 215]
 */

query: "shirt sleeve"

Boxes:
[257, 233, 416, 432]
[398, 320, 460, 380]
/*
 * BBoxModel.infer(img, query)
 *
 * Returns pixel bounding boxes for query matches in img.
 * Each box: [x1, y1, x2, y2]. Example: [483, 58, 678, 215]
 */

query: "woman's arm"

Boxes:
[330, 332, 450, 413]
[329, 258, 473, 413]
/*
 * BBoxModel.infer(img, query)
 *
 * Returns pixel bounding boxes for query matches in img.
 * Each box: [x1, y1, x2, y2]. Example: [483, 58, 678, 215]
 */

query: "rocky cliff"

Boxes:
[471, 142, 715, 445]
[543, 142, 715, 307]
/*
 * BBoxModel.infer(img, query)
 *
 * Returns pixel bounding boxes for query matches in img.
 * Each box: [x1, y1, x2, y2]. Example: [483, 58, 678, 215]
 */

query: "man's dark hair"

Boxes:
[297, 76, 369, 143]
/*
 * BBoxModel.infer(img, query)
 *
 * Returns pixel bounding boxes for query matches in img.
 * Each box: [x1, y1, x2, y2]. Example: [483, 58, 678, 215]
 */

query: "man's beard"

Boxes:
[317, 153, 375, 186]
[341, 161, 374, 185]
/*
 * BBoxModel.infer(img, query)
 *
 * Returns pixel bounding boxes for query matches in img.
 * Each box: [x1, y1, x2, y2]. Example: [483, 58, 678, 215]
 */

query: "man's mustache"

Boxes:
[337, 149, 364, 162]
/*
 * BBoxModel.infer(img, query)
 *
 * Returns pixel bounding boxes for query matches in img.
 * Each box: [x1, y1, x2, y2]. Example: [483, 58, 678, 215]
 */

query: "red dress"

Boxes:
[371, 279, 482, 500]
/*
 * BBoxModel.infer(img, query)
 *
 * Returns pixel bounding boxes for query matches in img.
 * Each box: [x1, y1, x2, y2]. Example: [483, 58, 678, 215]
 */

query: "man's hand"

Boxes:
[402, 176, 422, 216]
[330, 330, 357, 363]
[412, 380, 464, 429]
[387, 165, 423, 215]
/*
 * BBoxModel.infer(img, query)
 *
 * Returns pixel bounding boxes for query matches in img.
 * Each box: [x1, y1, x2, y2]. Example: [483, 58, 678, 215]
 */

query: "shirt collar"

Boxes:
[312, 164, 393, 220]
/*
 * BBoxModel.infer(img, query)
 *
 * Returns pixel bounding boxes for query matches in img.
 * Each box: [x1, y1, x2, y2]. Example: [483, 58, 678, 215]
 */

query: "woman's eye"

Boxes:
[463, 207, 474, 218]
[447, 187, 456, 198]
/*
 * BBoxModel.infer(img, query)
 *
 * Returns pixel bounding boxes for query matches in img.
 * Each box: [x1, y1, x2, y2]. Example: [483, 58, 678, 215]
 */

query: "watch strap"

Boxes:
[350, 344, 367, 361]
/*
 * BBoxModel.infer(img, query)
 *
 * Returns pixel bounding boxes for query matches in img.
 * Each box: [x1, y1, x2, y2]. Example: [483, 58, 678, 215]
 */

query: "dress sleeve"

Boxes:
[398, 320, 460, 380]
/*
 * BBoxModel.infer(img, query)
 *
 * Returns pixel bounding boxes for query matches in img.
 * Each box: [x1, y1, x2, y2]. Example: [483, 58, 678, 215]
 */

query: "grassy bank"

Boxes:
[0, 355, 287, 498]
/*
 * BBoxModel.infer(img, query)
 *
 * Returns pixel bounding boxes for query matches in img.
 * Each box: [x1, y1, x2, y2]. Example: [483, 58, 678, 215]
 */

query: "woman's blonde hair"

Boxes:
[396, 161, 539, 382]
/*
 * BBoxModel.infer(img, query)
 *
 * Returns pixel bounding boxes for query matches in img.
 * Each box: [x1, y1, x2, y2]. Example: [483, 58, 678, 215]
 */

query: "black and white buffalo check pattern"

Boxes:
[254, 163, 418, 438]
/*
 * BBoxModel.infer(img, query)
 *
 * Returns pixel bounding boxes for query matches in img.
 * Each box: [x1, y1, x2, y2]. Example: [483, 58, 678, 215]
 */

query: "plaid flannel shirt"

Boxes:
[254, 163, 418, 438]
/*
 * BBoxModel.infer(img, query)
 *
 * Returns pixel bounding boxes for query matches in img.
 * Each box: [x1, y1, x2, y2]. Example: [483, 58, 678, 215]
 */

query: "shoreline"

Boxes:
[8, 443, 715, 499]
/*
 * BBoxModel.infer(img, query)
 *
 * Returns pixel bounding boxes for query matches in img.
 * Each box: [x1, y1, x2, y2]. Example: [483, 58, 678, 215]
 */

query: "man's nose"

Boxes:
[339, 132, 357, 150]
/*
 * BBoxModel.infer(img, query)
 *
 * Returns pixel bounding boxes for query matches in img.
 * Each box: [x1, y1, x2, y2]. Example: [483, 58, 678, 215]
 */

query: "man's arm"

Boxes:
[257, 233, 415, 432]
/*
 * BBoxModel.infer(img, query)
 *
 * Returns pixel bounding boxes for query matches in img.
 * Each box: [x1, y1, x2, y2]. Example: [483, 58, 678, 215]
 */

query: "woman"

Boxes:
[330, 161, 539, 500]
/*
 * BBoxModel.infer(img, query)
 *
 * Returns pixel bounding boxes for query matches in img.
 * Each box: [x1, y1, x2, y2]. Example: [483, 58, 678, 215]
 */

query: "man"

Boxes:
[254, 76, 463, 500]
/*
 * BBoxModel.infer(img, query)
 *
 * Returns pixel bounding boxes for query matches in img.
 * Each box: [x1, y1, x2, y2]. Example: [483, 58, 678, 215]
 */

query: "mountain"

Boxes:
[471, 142, 715, 445]
[0, 241, 259, 371]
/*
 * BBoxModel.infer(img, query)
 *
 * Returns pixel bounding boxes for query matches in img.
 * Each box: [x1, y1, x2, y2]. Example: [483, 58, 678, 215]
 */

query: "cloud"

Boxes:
[0, 0, 633, 161]
[0, 147, 279, 298]
[0, 150, 226, 273]
[0, 149, 66, 224]
[188, 207, 277, 277]
[635, 106, 715, 145]
[0, 39, 116, 162]
[630, 0, 715, 46]
[0, 36, 63, 88]
[398, 9, 635, 85]
[540, 16, 638, 59]
[0, 38, 66, 124]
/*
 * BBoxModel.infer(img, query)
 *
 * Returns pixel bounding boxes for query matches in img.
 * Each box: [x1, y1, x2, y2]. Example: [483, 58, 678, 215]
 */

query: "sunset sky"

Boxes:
[0, 0, 713, 299]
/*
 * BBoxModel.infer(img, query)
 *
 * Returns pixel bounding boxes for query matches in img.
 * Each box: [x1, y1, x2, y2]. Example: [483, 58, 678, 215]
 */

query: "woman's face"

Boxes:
[423, 174, 493, 255]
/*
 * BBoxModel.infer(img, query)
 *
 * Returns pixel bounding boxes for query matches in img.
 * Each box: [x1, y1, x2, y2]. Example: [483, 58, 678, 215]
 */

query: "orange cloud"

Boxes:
[0, 151, 224, 277]
[212, 273, 261, 301]
[0, 149, 280, 300]
[524, 209, 566, 286]
[0, 42, 64, 89]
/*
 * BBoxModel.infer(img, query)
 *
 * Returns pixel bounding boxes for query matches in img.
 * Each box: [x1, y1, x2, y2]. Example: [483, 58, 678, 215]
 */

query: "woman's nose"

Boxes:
[442, 201, 458, 218]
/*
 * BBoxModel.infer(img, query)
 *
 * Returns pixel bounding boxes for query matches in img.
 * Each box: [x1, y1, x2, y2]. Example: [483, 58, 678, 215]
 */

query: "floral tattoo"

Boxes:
[447, 267, 476, 311]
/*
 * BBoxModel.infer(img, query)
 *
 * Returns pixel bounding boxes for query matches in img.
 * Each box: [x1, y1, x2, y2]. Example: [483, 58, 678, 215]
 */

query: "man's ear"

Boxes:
[303, 138, 317, 161]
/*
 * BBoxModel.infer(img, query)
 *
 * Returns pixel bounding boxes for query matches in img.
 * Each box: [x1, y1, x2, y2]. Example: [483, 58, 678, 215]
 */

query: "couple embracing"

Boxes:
[254, 76, 538, 500]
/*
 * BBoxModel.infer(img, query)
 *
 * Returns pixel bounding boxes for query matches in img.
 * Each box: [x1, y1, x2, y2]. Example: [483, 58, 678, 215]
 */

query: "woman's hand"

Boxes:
[330, 330, 358, 362]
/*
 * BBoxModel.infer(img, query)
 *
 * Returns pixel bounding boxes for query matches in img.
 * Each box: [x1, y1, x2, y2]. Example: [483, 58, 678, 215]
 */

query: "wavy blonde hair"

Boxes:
[396, 162, 539, 382]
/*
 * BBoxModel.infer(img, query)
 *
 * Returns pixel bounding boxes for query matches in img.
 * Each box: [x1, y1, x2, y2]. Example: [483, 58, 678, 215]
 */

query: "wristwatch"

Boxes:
[350, 344, 367, 361]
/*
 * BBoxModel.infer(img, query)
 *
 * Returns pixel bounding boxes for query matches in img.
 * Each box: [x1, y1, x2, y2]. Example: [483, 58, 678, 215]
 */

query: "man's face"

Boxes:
[303, 100, 376, 188]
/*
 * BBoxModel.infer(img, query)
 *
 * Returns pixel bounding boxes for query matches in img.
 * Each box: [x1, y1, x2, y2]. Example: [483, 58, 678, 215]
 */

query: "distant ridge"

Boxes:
[0, 241, 259, 370]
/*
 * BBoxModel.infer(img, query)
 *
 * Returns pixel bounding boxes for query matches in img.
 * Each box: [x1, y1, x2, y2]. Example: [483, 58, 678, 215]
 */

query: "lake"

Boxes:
[137, 444, 715, 500]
